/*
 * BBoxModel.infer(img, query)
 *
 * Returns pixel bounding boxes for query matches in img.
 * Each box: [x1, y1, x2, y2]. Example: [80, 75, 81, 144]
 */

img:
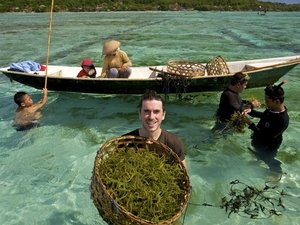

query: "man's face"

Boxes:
[236, 81, 247, 93]
[265, 95, 277, 109]
[21, 94, 33, 107]
[139, 99, 165, 133]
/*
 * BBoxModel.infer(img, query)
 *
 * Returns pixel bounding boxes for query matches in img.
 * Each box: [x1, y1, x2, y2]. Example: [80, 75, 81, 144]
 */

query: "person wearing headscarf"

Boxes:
[99, 40, 132, 78]
[77, 58, 97, 78]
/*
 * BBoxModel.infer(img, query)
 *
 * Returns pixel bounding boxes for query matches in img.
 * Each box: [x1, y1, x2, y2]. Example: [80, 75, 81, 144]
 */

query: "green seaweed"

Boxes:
[220, 180, 286, 219]
[227, 111, 247, 133]
[99, 146, 185, 222]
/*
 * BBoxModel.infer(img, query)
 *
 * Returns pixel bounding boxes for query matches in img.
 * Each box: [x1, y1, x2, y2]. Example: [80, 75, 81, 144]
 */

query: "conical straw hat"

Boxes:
[102, 40, 120, 56]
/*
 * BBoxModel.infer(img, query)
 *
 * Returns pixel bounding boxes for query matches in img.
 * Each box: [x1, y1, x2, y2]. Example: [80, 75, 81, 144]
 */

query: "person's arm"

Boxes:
[100, 58, 109, 78]
[166, 132, 187, 169]
[29, 88, 48, 113]
[242, 98, 261, 114]
[244, 111, 288, 140]
[121, 51, 132, 68]
[248, 109, 263, 118]
[243, 109, 262, 128]
[77, 70, 87, 78]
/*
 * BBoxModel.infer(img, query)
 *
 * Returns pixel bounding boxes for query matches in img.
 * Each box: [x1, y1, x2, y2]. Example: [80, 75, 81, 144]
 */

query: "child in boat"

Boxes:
[77, 58, 97, 78]
[14, 88, 48, 131]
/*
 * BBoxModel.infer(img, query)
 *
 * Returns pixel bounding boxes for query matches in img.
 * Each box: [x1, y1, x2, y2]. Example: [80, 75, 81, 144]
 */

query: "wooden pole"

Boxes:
[44, 0, 55, 89]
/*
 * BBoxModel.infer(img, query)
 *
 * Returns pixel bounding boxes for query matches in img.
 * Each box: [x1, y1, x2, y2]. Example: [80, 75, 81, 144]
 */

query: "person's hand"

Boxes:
[43, 88, 48, 96]
[120, 65, 128, 72]
[251, 98, 261, 108]
[243, 108, 252, 114]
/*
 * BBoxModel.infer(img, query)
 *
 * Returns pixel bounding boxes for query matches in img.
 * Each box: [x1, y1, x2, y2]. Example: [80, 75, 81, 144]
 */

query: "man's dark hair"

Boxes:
[230, 72, 250, 85]
[264, 81, 285, 103]
[138, 90, 165, 111]
[14, 91, 28, 106]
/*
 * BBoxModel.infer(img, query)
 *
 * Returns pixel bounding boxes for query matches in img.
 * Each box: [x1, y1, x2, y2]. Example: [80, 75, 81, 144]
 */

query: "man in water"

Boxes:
[14, 88, 48, 131]
[213, 72, 260, 133]
[124, 89, 186, 168]
[243, 81, 289, 177]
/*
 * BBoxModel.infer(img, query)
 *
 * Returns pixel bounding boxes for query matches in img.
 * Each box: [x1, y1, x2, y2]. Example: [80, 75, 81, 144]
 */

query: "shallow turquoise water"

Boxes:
[0, 11, 300, 225]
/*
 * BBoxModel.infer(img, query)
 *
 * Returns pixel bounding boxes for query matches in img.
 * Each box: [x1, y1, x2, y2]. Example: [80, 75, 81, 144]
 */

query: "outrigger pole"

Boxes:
[44, 0, 55, 89]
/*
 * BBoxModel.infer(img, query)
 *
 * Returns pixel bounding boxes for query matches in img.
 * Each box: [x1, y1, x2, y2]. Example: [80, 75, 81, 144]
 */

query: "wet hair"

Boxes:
[14, 91, 28, 106]
[264, 81, 286, 103]
[138, 90, 165, 112]
[230, 72, 250, 85]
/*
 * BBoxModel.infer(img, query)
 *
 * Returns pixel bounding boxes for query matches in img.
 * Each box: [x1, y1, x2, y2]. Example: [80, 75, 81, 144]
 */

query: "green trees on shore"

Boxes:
[1, 0, 300, 13]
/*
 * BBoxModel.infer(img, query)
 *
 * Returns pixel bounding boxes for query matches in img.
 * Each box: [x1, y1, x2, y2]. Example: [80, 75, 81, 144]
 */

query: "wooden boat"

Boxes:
[1, 55, 300, 94]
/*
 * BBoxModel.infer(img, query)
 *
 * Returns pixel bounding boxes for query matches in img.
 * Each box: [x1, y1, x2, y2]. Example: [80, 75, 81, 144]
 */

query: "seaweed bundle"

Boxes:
[220, 180, 286, 219]
[227, 111, 247, 133]
[99, 146, 184, 222]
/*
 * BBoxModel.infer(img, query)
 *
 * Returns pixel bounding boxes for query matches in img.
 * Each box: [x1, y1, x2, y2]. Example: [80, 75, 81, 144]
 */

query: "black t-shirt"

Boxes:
[217, 88, 243, 122]
[125, 129, 185, 161]
[249, 107, 289, 147]
[216, 87, 252, 122]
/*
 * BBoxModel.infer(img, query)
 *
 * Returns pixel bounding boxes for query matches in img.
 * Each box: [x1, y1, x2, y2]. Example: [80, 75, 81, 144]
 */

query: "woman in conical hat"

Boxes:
[102, 40, 120, 56]
[99, 40, 132, 78]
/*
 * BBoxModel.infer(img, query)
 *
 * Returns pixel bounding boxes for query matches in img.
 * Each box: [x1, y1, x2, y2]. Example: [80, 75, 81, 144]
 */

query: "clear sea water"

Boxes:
[0, 11, 300, 225]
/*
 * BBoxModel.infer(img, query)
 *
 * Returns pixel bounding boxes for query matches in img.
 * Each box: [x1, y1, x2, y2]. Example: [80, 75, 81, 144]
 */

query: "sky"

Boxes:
[260, 0, 300, 3]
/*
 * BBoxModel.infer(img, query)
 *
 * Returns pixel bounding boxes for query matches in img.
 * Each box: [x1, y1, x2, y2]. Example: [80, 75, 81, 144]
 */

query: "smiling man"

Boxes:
[125, 90, 186, 167]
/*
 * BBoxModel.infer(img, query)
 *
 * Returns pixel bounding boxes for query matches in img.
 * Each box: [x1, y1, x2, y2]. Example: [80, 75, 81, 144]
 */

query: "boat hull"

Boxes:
[1, 56, 299, 94]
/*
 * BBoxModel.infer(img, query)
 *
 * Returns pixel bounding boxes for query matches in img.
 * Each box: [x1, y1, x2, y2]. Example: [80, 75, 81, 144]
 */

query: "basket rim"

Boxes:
[167, 60, 206, 77]
[92, 135, 191, 224]
[167, 60, 205, 64]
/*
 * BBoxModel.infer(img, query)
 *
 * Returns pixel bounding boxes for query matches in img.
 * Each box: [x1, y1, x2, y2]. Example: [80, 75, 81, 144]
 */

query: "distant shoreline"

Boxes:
[2, 9, 300, 13]
[1, 1, 300, 13]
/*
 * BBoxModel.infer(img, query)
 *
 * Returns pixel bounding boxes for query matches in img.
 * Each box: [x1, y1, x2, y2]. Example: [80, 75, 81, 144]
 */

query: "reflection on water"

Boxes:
[0, 11, 300, 225]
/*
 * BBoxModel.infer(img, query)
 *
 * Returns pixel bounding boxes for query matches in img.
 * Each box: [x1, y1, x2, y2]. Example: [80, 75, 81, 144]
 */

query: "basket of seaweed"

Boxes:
[167, 60, 206, 77]
[90, 135, 191, 225]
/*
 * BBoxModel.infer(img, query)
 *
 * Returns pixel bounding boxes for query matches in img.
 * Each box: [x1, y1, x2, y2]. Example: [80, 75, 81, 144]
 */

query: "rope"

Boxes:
[44, 0, 55, 89]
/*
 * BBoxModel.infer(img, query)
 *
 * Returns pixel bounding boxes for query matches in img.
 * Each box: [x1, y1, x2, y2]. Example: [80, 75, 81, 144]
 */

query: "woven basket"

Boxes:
[90, 135, 191, 225]
[206, 56, 230, 76]
[167, 60, 206, 77]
